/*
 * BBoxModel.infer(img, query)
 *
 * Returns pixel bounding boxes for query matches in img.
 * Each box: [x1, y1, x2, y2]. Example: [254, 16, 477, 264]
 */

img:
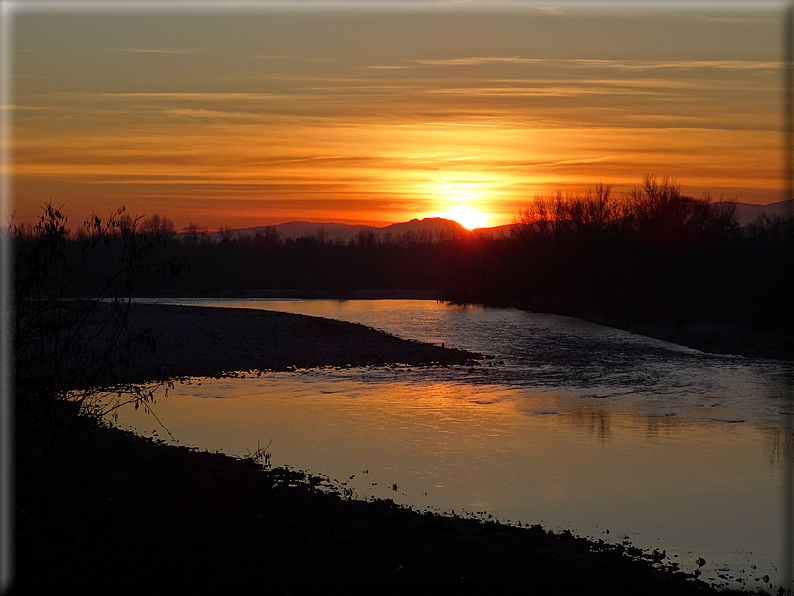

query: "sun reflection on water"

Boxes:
[112, 371, 786, 592]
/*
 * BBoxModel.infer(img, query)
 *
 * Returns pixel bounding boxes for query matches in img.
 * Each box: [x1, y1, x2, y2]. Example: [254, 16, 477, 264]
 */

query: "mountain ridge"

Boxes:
[182, 198, 793, 243]
[188, 217, 474, 243]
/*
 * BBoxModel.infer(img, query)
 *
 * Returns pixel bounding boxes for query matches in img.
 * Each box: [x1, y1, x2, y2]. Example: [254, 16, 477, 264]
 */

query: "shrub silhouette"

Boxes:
[14, 202, 181, 513]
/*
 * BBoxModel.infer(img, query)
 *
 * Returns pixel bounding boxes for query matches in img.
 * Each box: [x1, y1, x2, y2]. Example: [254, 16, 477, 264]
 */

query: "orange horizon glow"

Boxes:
[6, 7, 786, 232]
[11, 118, 783, 231]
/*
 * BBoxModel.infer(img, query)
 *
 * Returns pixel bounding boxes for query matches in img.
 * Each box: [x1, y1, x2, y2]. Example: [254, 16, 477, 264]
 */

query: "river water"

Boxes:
[117, 298, 793, 591]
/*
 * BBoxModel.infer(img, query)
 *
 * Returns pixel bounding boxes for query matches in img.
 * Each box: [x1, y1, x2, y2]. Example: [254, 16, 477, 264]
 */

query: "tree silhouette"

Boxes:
[15, 202, 180, 513]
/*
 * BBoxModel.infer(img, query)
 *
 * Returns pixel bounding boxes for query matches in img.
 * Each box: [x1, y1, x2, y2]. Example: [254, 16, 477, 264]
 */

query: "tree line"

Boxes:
[492, 176, 793, 327]
[11, 175, 793, 330]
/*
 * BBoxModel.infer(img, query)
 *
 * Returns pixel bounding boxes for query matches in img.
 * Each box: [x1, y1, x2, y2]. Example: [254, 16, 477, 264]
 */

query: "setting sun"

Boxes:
[429, 179, 492, 229]
[430, 206, 490, 230]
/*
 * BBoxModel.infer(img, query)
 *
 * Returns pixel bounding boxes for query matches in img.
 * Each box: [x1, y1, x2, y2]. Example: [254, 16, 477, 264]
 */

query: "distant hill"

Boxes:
[184, 217, 471, 244]
[472, 223, 517, 238]
[179, 199, 794, 244]
[378, 217, 468, 239]
[722, 199, 794, 225]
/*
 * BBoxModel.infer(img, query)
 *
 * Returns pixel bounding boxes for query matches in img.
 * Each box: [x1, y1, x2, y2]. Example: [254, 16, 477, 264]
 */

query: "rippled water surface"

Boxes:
[121, 298, 792, 590]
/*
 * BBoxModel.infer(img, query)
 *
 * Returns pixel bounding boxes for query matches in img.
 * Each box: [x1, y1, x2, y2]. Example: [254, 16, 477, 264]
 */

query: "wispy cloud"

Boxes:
[1, 104, 49, 111]
[164, 108, 263, 120]
[412, 57, 531, 66]
[109, 47, 204, 55]
[94, 92, 285, 100]
[410, 57, 780, 70]
[489, 156, 616, 170]
[694, 14, 780, 25]
[242, 54, 338, 62]
[625, 114, 711, 125]
[583, 59, 781, 71]
[424, 85, 671, 98]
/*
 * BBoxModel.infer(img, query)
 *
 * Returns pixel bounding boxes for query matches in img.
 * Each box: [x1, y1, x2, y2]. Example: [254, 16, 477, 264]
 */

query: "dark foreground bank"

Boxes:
[14, 420, 771, 596]
[14, 304, 775, 595]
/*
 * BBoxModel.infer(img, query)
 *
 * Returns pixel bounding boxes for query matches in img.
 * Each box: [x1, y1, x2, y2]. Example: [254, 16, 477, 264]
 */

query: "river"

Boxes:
[116, 298, 792, 591]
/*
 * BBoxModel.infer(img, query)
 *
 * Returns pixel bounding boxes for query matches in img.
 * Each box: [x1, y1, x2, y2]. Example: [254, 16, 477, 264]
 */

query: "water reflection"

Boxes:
[137, 298, 792, 430]
[767, 428, 794, 466]
[126, 298, 791, 591]
[112, 372, 788, 591]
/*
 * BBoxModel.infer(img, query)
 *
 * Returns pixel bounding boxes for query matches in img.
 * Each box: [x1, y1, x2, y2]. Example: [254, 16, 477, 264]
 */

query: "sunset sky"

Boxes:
[4, 1, 788, 231]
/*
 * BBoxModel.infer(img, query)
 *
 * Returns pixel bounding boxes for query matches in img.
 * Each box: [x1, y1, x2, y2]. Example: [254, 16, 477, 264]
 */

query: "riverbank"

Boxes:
[574, 314, 794, 361]
[14, 303, 774, 594]
[449, 295, 792, 361]
[146, 292, 793, 361]
[118, 303, 481, 384]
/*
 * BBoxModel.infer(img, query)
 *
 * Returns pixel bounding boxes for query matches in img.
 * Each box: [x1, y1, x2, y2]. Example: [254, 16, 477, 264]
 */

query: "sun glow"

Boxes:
[429, 179, 492, 230]
[431, 206, 490, 230]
